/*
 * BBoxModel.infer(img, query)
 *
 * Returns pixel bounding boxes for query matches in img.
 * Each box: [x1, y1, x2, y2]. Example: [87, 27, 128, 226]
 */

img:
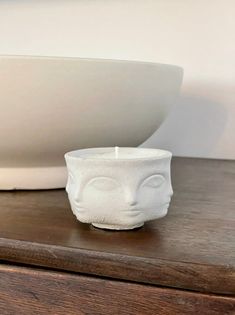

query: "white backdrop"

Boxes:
[0, 0, 234, 159]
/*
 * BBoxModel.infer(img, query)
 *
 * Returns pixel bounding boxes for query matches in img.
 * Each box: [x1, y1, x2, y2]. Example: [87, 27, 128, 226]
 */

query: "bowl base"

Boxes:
[0, 166, 67, 190]
[92, 222, 144, 230]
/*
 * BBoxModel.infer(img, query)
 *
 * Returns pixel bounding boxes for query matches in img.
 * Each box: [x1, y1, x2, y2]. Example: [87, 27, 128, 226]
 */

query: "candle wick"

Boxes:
[115, 146, 119, 159]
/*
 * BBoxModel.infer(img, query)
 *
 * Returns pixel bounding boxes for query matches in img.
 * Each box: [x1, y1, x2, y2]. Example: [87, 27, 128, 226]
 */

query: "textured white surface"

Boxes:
[0, 0, 233, 159]
[65, 148, 173, 230]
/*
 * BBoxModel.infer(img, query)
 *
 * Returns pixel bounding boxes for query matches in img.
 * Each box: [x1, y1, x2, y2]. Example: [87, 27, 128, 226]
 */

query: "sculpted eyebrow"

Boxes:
[142, 174, 165, 181]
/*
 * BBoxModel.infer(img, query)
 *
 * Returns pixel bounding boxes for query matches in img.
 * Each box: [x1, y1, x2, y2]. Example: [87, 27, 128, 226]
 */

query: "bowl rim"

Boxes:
[0, 54, 183, 72]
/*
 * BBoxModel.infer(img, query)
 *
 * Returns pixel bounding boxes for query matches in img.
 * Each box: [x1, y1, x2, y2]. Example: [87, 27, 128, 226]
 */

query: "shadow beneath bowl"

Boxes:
[142, 94, 228, 158]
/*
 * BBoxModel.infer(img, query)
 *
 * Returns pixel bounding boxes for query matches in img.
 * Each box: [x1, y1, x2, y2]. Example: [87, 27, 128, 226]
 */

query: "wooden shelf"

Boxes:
[0, 157, 235, 314]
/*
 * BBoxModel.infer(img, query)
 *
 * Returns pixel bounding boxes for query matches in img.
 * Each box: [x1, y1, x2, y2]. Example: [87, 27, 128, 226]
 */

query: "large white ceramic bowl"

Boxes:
[0, 56, 183, 189]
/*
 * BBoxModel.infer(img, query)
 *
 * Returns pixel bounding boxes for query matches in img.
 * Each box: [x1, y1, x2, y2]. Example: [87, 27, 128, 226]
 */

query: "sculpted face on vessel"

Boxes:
[65, 153, 173, 230]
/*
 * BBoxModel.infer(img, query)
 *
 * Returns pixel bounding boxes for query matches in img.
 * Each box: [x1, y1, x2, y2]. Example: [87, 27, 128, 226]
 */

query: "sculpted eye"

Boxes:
[89, 177, 119, 191]
[142, 175, 165, 188]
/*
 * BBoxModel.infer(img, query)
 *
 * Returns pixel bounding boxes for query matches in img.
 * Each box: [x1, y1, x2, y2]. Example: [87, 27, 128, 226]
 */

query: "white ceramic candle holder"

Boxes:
[65, 147, 173, 230]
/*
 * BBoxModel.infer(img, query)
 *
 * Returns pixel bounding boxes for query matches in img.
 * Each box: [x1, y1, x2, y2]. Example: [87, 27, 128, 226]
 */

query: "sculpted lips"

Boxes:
[122, 207, 142, 215]
[122, 202, 170, 214]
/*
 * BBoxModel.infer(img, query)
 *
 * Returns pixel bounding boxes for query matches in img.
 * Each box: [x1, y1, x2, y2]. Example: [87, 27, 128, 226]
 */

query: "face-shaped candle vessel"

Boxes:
[65, 148, 173, 230]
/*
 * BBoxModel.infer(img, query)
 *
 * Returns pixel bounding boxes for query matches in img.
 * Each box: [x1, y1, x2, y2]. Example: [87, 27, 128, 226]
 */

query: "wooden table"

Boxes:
[0, 157, 234, 314]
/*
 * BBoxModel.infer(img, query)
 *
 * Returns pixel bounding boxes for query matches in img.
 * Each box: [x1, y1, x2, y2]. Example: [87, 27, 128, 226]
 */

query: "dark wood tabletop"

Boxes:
[0, 157, 234, 295]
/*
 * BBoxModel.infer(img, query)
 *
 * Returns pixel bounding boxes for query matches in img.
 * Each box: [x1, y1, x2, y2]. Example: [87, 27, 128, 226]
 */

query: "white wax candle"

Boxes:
[67, 147, 170, 160]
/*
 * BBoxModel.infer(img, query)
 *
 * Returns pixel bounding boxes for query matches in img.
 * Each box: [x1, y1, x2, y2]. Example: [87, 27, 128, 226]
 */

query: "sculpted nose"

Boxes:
[125, 190, 138, 206]
[74, 188, 81, 202]
[67, 184, 81, 202]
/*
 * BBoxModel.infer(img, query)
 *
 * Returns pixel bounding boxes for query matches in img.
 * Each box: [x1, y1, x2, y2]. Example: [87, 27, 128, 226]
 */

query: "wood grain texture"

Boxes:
[0, 158, 234, 294]
[0, 264, 235, 315]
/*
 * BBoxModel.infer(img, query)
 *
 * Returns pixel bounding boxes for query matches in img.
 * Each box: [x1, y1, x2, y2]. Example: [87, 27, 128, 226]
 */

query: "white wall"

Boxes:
[0, 0, 234, 159]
